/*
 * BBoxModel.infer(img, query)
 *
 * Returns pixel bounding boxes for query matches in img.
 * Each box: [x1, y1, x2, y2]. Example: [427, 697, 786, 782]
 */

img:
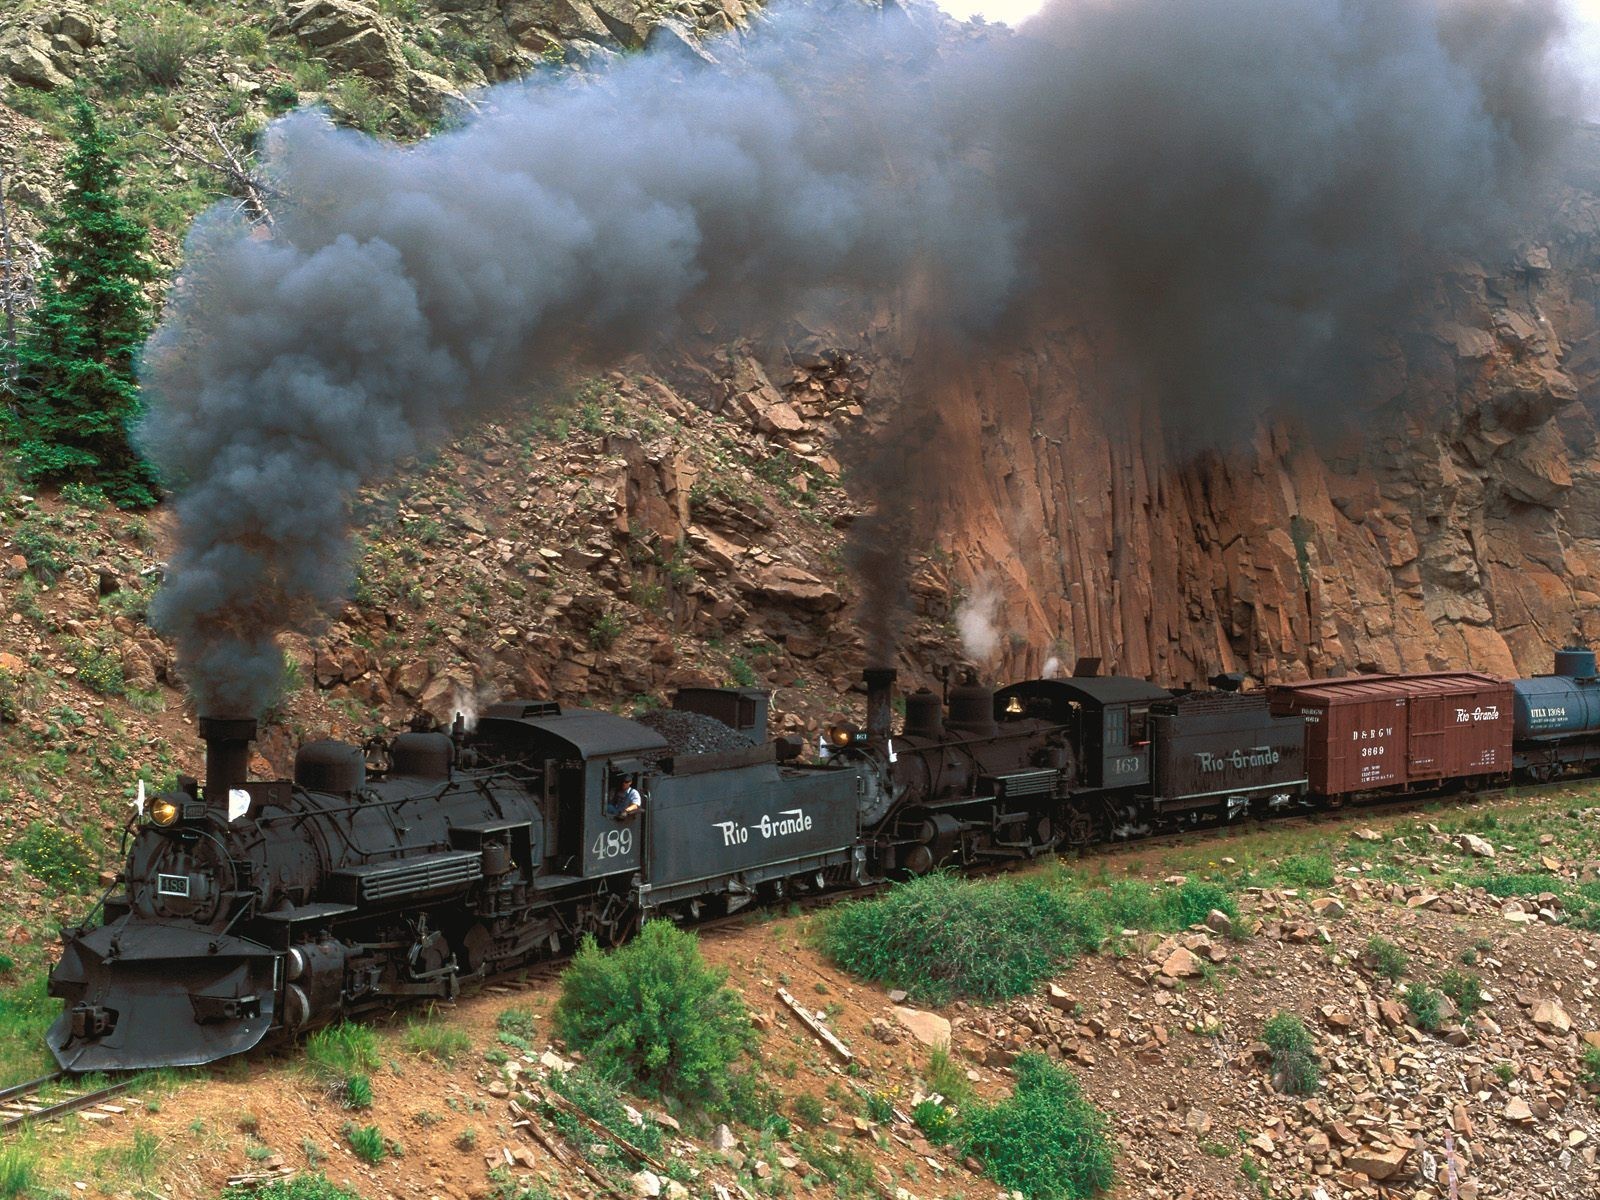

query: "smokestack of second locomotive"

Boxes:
[864, 668, 897, 741]
[199, 716, 257, 804]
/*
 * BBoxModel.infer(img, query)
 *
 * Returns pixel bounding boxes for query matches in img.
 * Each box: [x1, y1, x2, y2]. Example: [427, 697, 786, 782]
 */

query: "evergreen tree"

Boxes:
[2, 97, 158, 507]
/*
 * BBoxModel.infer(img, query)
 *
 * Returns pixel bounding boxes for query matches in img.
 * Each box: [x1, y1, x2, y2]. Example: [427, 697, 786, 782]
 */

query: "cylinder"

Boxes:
[864, 667, 897, 740]
[1555, 647, 1597, 680]
[294, 740, 366, 794]
[904, 688, 944, 741]
[199, 716, 257, 806]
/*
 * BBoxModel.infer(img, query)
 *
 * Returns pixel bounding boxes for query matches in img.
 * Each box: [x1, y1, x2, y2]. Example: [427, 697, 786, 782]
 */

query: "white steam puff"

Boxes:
[138, 0, 1578, 715]
[955, 578, 1004, 664]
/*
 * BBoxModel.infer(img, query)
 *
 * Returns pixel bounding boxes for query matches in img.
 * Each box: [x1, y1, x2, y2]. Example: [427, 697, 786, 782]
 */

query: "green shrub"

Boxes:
[792, 1092, 826, 1126]
[331, 78, 390, 132]
[1159, 880, 1240, 930]
[1262, 1012, 1319, 1096]
[1364, 936, 1408, 983]
[912, 1098, 953, 1141]
[497, 1007, 535, 1039]
[342, 1123, 390, 1164]
[955, 1053, 1114, 1199]
[11, 517, 73, 580]
[226, 26, 267, 57]
[304, 1022, 379, 1081]
[65, 637, 127, 696]
[225, 1175, 361, 1200]
[1403, 983, 1443, 1032]
[819, 872, 1106, 1005]
[588, 612, 624, 650]
[1581, 1046, 1600, 1090]
[126, 16, 209, 85]
[264, 81, 300, 114]
[0, 954, 12, 974]
[1438, 969, 1485, 1017]
[553, 921, 750, 1107]
[12, 822, 95, 891]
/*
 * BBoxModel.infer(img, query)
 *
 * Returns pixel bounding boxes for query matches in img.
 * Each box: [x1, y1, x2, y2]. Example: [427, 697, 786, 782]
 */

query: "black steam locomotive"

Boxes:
[50, 650, 1598, 1072]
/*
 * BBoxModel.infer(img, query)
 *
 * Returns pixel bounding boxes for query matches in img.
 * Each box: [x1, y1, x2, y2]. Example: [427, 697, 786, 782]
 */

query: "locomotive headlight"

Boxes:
[827, 723, 860, 748]
[150, 798, 180, 826]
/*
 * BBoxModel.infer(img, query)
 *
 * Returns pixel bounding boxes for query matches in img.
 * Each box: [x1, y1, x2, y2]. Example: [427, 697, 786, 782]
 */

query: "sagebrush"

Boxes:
[956, 1053, 1114, 1199]
[553, 921, 750, 1106]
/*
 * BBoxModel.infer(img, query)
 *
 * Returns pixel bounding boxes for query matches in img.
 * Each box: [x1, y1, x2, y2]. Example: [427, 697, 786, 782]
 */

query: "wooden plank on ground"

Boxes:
[777, 987, 855, 1063]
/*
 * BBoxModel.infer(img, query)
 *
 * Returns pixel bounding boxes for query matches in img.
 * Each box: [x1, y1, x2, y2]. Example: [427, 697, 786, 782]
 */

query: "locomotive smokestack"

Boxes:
[199, 716, 257, 804]
[864, 668, 897, 741]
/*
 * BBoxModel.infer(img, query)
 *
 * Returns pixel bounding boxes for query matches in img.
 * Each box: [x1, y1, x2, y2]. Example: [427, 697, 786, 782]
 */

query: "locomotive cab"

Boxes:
[994, 677, 1172, 789]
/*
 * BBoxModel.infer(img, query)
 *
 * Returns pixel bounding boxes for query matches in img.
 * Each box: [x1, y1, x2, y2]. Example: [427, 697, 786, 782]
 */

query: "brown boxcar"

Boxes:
[1268, 673, 1512, 797]
[1399, 673, 1512, 781]
[1269, 678, 1409, 794]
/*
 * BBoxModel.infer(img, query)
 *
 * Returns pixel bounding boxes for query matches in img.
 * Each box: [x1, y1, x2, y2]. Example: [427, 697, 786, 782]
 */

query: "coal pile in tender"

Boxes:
[639, 709, 754, 757]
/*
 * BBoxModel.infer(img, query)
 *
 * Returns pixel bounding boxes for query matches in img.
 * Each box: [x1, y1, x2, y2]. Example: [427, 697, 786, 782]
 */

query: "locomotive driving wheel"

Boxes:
[1060, 805, 1098, 849]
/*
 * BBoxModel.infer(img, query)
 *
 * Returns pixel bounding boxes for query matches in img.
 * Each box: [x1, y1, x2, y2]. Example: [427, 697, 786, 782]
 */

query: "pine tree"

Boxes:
[2, 97, 159, 508]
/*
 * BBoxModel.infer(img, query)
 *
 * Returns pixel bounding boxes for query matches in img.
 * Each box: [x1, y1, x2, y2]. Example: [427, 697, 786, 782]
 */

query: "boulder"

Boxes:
[2, 40, 71, 89]
[1456, 833, 1497, 859]
[1160, 947, 1203, 979]
[279, 0, 404, 77]
[1531, 999, 1571, 1035]
[1347, 1144, 1411, 1182]
[892, 1005, 951, 1049]
[747, 563, 842, 614]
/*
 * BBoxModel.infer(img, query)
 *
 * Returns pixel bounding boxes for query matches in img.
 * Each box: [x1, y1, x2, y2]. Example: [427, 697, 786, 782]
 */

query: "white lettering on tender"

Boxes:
[1195, 746, 1282, 772]
[714, 808, 812, 847]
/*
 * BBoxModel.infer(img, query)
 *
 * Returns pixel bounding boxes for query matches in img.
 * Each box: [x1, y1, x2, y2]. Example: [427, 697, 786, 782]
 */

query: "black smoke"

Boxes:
[139, 0, 1579, 715]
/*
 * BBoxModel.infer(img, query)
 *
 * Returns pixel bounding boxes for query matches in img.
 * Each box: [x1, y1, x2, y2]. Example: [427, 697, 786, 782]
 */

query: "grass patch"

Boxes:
[1438, 969, 1485, 1017]
[342, 1124, 394, 1164]
[1269, 852, 1335, 888]
[544, 1067, 665, 1168]
[304, 1022, 379, 1082]
[0, 1143, 37, 1199]
[1364, 936, 1408, 983]
[926, 1045, 973, 1109]
[955, 1053, 1114, 1199]
[11, 822, 95, 891]
[820, 871, 1241, 1005]
[554, 921, 750, 1108]
[1262, 1012, 1319, 1096]
[403, 1012, 471, 1064]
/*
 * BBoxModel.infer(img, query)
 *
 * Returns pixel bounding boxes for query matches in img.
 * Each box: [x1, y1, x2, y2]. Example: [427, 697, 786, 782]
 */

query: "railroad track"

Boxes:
[0, 1071, 138, 1133]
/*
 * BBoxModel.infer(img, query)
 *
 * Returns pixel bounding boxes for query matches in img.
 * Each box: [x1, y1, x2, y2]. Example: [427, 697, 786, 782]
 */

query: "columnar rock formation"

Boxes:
[915, 132, 1600, 686]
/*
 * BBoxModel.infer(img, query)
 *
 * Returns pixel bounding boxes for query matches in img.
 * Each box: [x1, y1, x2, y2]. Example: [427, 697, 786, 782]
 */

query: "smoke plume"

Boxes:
[955, 577, 1005, 665]
[139, 0, 1579, 715]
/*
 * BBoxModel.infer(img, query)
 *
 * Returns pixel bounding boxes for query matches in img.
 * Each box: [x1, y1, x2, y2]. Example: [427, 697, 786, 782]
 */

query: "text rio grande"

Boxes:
[714, 808, 813, 846]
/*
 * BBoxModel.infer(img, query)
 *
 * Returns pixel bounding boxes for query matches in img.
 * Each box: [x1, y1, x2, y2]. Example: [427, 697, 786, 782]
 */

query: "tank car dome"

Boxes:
[390, 731, 453, 780]
[294, 740, 366, 794]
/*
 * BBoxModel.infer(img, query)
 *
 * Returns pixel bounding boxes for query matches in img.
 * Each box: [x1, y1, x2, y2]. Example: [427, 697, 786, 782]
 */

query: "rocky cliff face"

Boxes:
[898, 129, 1600, 688]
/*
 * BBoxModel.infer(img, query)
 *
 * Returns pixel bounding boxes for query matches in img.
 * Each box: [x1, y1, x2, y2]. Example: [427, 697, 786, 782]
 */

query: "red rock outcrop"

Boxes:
[896, 131, 1600, 688]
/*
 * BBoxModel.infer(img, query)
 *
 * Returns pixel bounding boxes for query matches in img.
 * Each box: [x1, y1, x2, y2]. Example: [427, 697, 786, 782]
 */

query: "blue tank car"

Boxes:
[1512, 648, 1600, 780]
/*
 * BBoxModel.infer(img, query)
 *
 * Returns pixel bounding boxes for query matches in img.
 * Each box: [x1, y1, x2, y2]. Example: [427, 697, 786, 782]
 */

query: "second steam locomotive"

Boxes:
[45, 648, 1600, 1072]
